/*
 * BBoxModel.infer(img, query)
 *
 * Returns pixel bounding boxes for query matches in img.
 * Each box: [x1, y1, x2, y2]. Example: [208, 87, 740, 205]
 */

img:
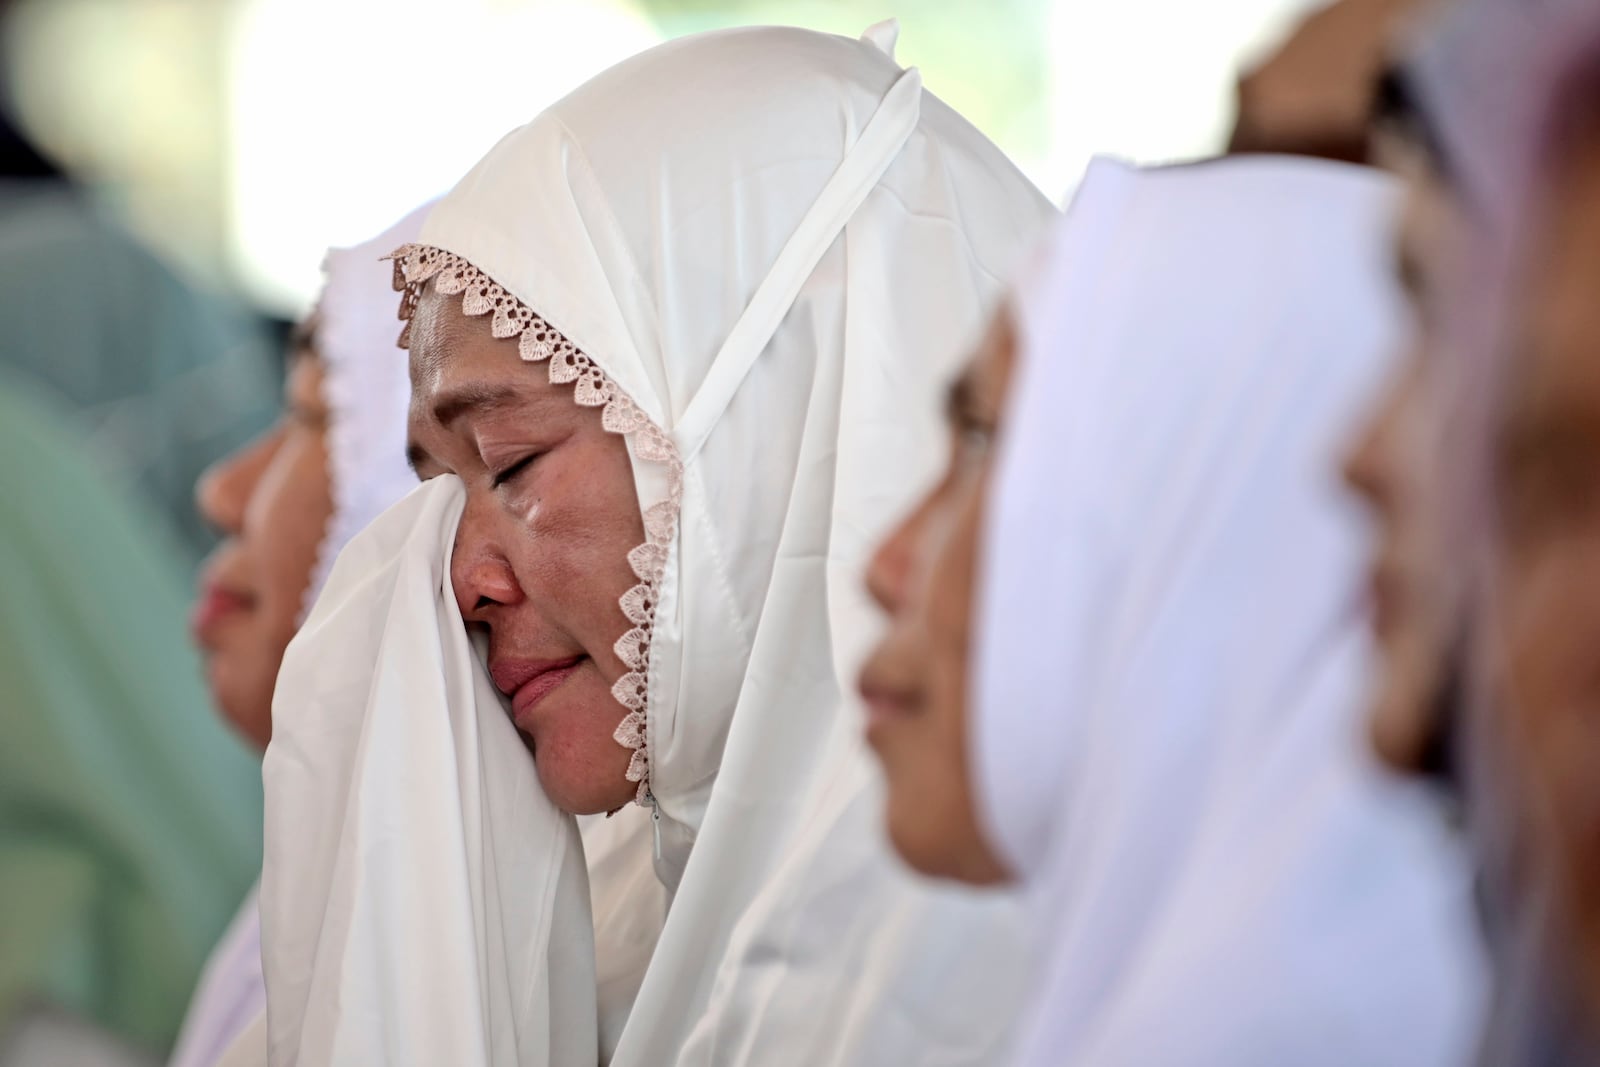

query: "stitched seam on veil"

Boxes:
[386, 243, 681, 807]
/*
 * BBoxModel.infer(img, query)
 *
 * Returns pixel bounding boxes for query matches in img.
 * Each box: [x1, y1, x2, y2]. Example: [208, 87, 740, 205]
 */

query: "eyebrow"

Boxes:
[405, 381, 532, 476]
[945, 371, 982, 427]
[1372, 65, 1455, 185]
[429, 381, 526, 428]
[288, 314, 320, 363]
[1393, 241, 1426, 305]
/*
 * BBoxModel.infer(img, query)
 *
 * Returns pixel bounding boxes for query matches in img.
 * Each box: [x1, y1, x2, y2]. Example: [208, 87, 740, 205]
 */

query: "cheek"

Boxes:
[506, 433, 645, 656]
[923, 477, 984, 742]
[880, 685, 988, 883]
[245, 432, 334, 624]
[884, 480, 992, 878]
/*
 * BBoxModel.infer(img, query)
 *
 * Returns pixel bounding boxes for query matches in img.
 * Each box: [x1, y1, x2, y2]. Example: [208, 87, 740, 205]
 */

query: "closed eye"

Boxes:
[490, 453, 540, 488]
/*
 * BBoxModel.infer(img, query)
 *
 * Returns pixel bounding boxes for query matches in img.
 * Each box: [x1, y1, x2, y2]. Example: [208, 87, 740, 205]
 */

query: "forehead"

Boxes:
[407, 285, 526, 414]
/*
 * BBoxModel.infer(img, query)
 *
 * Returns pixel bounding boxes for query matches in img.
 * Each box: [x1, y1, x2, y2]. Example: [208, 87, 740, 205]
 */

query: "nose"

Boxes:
[866, 498, 933, 616]
[1340, 410, 1385, 508]
[1341, 364, 1410, 511]
[451, 494, 525, 622]
[196, 426, 285, 536]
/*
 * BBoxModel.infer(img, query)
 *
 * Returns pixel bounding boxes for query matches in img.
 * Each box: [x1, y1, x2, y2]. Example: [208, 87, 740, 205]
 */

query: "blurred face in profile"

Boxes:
[859, 308, 1015, 887]
[1487, 117, 1600, 1011]
[193, 328, 334, 750]
[1343, 127, 1461, 774]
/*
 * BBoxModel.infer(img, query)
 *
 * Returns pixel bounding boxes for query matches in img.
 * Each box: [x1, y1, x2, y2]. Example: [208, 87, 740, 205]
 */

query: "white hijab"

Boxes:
[265, 22, 1052, 1066]
[264, 476, 598, 1066]
[978, 156, 1486, 1066]
[305, 203, 437, 606]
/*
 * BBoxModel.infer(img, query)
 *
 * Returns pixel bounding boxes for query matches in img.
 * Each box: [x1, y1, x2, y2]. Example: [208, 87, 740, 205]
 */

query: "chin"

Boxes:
[529, 712, 639, 815]
[1365, 653, 1443, 776]
[886, 794, 1011, 887]
[886, 801, 966, 883]
[536, 758, 638, 814]
[206, 662, 273, 753]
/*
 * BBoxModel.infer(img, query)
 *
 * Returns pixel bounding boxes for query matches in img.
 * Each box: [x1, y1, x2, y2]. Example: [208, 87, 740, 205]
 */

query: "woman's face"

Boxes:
[859, 308, 1015, 887]
[405, 287, 644, 815]
[1488, 129, 1600, 1008]
[1343, 134, 1460, 773]
[193, 337, 334, 751]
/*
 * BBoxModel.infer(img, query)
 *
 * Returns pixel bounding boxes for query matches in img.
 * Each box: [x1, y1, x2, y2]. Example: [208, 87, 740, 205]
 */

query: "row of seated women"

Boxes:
[29, 0, 1600, 1062]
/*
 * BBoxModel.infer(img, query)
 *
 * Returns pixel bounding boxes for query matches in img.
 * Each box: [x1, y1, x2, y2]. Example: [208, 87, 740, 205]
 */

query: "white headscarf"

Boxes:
[295, 22, 1051, 1065]
[977, 156, 1486, 1066]
[304, 203, 436, 605]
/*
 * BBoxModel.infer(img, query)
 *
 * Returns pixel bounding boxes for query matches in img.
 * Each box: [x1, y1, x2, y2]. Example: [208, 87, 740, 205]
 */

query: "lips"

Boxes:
[190, 582, 254, 647]
[491, 656, 586, 730]
[1368, 563, 1404, 644]
[857, 661, 922, 750]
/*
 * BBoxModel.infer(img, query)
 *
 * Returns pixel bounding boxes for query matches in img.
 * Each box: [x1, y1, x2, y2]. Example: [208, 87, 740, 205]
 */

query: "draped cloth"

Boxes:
[262, 477, 597, 1066]
[306, 203, 439, 612]
[265, 23, 1054, 1066]
[976, 156, 1486, 1066]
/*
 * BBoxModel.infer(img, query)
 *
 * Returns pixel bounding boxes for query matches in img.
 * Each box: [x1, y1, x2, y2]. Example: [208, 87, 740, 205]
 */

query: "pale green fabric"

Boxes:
[0, 377, 262, 1052]
[0, 180, 277, 566]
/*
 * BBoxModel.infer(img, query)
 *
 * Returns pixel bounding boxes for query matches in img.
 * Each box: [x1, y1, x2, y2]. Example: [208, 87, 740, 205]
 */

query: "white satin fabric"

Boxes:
[977, 156, 1486, 1065]
[264, 24, 1053, 1067]
[262, 476, 598, 1066]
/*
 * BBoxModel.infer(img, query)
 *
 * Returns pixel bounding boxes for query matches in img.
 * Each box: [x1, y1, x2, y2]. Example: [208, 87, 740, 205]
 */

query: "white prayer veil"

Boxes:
[977, 156, 1486, 1065]
[264, 477, 597, 1066]
[384, 24, 1054, 1065]
[306, 203, 436, 607]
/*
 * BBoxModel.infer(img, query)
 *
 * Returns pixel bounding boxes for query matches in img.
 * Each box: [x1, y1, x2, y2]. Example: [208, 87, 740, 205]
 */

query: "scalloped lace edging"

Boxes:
[387, 243, 681, 807]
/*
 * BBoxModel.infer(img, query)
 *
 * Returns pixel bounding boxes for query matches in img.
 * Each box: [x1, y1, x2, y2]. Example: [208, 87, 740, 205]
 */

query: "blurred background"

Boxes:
[4, 0, 1324, 320]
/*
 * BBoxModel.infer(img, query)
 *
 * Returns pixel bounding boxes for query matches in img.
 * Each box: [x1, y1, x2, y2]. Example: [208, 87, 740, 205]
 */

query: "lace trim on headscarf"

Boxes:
[386, 243, 681, 807]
